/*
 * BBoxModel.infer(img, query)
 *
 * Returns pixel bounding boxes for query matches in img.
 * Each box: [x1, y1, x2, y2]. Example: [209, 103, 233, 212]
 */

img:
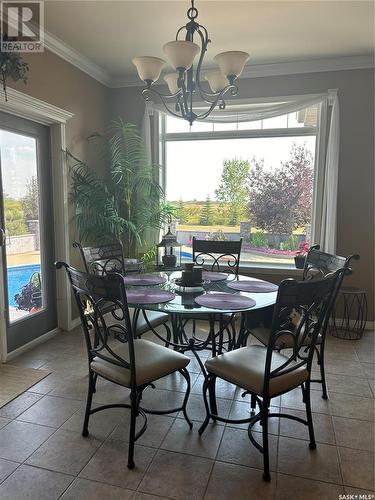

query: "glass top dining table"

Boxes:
[124, 271, 277, 316]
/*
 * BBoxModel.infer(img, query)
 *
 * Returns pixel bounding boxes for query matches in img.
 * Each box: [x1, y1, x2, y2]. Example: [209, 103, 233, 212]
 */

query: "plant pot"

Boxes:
[294, 254, 306, 269]
[162, 254, 177, 268]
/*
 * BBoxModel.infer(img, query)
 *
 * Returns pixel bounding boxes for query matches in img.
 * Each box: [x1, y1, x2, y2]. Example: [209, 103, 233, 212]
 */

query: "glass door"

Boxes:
[0, 112, 56, 353]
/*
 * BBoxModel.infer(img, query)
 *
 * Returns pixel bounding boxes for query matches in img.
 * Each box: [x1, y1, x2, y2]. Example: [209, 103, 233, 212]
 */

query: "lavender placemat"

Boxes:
[227, 280, 278, 293]
[126, 288, 175, 305]
[124, 274, 167, 286]
[202, 271, 228, 282]
[195, 293, 256, 310]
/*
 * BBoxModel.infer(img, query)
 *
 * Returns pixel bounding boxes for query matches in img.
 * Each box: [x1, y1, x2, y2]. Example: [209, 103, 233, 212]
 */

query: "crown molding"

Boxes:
[38, 26, 374, 89]
[0, 87, 74, 125]
[44, 30, 111, 87]
[240, 54, 375, 79]
[3, 14, 111, 87]
[110, 54, 374, 88]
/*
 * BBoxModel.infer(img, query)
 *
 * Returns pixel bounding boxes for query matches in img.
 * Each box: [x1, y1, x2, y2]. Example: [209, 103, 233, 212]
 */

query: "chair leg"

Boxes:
[82, 370, 95, 437]
[92, 373, 98, 393]
[127, 390, 138, 469]
[179, 368, 193, 429]
[250, 393, 257, 414]
[318, 344, 328, 399]
[230, 320, 237, 350]
[163, 322, 172, 348]
[260, 399, 271, 482]
[198, 375, 212, 436]
[208, 375, 218, 419]
[305, 382, 316, 450]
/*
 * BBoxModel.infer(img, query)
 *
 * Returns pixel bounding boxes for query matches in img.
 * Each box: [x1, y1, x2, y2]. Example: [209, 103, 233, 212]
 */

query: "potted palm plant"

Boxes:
[68, 119, 175, 258]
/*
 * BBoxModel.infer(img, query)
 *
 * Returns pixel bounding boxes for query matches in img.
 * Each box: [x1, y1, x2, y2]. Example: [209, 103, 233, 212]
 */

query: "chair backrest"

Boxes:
[302, 244, 360, 316]
[302, 244, 359, 281]
[263, 269, 345, 397]
[73, 241, 126, 276]
[55, 261, 137, 388]
[192, 237, 242, 274]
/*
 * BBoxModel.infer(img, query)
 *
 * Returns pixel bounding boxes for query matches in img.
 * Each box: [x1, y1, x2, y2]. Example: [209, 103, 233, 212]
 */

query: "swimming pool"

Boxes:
[6, 264, 41, 306]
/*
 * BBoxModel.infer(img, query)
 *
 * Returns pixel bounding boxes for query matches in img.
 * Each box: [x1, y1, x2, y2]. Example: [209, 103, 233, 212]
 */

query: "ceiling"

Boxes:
[44, 0, 375, 85]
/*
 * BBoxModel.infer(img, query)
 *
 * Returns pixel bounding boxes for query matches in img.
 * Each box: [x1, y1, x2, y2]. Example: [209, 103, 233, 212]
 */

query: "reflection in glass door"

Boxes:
[0, 112, 56, 353]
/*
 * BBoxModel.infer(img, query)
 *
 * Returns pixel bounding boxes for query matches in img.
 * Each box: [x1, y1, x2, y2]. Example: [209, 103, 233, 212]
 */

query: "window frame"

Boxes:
[158, 101, 326, 270]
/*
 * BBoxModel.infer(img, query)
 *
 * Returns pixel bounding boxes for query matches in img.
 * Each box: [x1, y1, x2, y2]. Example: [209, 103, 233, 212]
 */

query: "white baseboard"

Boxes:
[5, 328, 60, 362]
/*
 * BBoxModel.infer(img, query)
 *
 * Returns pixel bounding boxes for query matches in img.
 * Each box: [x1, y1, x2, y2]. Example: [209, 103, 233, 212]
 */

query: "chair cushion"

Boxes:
[91, 339, 189, 387]
[205, 345, 309, 397]
[130, 308, 168, 336]
[251, 327, 322, 349]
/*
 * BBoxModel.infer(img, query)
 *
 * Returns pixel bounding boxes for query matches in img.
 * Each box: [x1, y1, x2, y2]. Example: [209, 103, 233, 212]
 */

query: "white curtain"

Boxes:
[143, 90, 340, 253]
[319, 90, 339, 253]
[150, 93, 326, 123]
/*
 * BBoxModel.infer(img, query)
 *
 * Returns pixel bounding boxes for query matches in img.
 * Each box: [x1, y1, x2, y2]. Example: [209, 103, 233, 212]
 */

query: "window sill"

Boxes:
[238, 263, 303, 277]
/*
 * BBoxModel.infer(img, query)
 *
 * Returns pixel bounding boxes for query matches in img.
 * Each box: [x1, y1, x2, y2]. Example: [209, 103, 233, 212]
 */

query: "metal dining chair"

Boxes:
[73, 241, 127, 276]
[199, 269, 345, 481]
[192, 237, 242, 274]
[186, 237, 243, 351]
[55, 262, 192, 469]
[249, 244, 359, 399]
[73, 241, 171, 344]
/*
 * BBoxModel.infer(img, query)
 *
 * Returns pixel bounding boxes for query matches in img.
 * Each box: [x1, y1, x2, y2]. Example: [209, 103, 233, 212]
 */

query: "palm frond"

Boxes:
[68, 120, 169, 255]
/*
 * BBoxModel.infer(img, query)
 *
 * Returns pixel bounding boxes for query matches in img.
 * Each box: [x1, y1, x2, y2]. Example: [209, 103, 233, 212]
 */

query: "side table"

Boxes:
[330, 286, 368, 340]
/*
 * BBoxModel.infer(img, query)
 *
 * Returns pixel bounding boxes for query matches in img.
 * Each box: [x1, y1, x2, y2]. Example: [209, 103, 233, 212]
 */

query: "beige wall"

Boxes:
[8, 49, 111, 269]
[110, 69, 374, 320]
[10, 50, 110, 155]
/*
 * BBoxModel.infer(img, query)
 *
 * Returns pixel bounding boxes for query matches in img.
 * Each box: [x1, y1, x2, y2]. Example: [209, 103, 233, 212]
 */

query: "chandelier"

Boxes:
[132, 0, 249, 125]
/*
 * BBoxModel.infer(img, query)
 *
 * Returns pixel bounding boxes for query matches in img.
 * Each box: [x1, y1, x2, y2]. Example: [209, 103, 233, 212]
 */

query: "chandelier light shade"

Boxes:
[132, 56, 166, 83]
[133, 0, 250, 125]
[163, 40, 200, 71]
[164, 73, 180, 94]
[214, 51, 250, 78]
[203, 70, 229, 93]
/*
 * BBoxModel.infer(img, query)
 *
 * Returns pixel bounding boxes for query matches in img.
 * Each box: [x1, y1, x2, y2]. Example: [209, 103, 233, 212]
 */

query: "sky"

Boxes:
[0, 130, 37, 199]
[166, 135, 316, 201]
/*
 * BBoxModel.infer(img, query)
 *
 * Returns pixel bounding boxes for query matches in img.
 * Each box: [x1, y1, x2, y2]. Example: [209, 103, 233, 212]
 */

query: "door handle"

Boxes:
[0, 228, 5, 247]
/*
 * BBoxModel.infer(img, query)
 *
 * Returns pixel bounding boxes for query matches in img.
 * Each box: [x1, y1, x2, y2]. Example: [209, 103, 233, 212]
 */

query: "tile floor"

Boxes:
[0, 323, 373, 500]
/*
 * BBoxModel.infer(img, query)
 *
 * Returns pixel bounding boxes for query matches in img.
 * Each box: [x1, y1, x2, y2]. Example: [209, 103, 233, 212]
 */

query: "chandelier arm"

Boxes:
[142, 86, 183, 101]
[196, 82, 238, 105]
[194, 27, 224, 98]
[141, 87, 188, 119]
[194, 84, 238, 121]
[176, 25, 188, 41]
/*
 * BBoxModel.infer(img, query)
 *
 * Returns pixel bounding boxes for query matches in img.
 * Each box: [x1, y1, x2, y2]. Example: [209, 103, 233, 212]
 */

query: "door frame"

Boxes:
[0, 87, 74, 362]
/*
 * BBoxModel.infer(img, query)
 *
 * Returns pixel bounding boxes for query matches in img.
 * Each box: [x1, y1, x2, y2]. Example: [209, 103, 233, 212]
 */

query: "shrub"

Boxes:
[281, 234, 299, 251]
[250, 231, 268, 248]
[14, 272, 42, 312]
[206, 229, 228, 241]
